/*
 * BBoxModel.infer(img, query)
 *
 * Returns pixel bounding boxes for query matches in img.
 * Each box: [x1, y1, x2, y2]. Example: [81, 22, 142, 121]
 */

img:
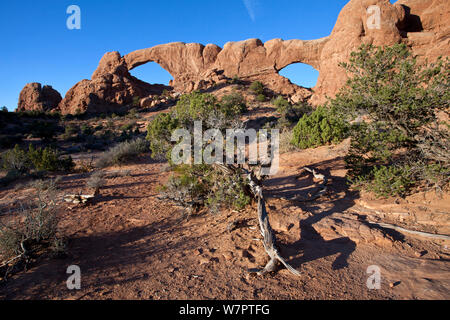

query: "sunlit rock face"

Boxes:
[19, 0, 448, 114]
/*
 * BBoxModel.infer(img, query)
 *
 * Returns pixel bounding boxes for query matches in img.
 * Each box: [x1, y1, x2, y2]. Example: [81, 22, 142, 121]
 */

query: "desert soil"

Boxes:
[1, 143, 449, 300]
[0, 96, 449, 300]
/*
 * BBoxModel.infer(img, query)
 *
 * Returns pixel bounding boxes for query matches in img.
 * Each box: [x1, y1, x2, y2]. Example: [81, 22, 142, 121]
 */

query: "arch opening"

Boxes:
[129, 61, 174, 86]
[279, 63, 319, 89]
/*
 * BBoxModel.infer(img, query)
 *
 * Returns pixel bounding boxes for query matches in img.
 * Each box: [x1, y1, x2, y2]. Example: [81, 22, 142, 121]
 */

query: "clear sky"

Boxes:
[0, 0, 371, 111]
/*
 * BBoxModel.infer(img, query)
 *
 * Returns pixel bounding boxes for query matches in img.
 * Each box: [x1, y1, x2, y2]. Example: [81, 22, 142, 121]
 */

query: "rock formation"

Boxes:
[311, 0, 449, 104]
[17, 83, 62, 113]
[17, 0, 449, 114]
[57, 52, 169, 114]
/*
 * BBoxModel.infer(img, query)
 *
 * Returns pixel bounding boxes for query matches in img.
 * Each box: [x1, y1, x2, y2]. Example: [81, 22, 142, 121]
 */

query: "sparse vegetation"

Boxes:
[250, 81, 265, 96]
[0, 144, 74, 184]
[159, 164, 251, 215]
[86, 171, 107, 195]
[220, 92, 248, 116]
[273, 96, 313, 128]
[146, 92, 251, 215]
[146, 91, 246, 160]
[330, 44, 449, 197]
[0, 186, 62, 274]
[96, 138, 150, 168]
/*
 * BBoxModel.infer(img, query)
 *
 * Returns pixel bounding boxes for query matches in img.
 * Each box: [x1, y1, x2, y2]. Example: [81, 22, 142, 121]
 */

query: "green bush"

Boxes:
[146, 113, 179, 159]
[330, 43, 449, 197]
[30, 121, 59, 141]
[250, 81, 265, 96]
[146, 92, 247, 160]
[220, 92, 248, 116]
[80, 124, 93, 135]
[1, 144, 74, 175]
[174, 91, 218, 124]
[352, 165, 414, 198]
[291, 106, 348, 149]
[28, 145, 75, 172]
[256, 94, 266, 102]
[1, 145, 29, 173]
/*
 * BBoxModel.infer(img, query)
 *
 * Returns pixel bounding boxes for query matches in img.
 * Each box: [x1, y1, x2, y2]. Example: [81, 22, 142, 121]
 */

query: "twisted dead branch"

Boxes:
[214, 164, 305, 276]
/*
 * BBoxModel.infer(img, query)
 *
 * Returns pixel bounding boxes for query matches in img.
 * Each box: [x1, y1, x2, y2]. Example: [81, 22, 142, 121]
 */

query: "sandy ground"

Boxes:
[0, 139, 449, 300]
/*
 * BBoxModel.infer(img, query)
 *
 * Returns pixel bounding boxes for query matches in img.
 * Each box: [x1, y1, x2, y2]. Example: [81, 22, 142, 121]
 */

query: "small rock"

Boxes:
[414, 250, 428, 257]
[222, 251, 234, 261]
[389, 281, 402, 288]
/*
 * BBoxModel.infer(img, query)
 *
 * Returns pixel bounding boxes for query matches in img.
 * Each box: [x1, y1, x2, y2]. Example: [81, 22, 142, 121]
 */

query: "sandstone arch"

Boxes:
[121, 37, 328, 99]
[18, 0, 447, 114]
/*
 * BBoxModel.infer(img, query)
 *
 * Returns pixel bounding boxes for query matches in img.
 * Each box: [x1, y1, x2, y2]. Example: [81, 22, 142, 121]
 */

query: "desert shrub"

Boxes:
[250, 81, 265, 96]
[127, 108, 140, 119]
[146, 113, 179, 159]
[96, 138, 150, 168]
[231, 75, 241, 84]
[65, 124, 79, 135]
[1, 145, 30, 174]
[1, 144, 74, 175]
[279, 129, 299, 154]
[146, 92, 246, 160]
[30, 177, 62, 193]
[174, 91, 218, 124]
[132, 96, 140, 107]
[28, 145, 75, 172]
[330, 43, 449, 197]
[256, 94, 266, 102]
[159, 165, 251, 215]
[86, 171, 106, 195]
[29, 121, 59, 141]
[274, 96, 313, 128]
[80, 124, 93, 135]
[120, 122, 135, 132]
[291, 106, 348, 149]
[62, 124, 79, 140]
[351, 165, 414, 198]
[0, 188, 60, 265]
[220, 92, 248, 116]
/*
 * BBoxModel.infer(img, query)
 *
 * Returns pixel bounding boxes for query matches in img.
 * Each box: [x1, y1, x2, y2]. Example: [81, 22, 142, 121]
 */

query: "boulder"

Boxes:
[17, 83, 62, 113]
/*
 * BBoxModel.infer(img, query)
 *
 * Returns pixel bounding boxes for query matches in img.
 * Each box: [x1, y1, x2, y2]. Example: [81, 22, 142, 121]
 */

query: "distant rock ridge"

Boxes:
[17, 0, 449, 114]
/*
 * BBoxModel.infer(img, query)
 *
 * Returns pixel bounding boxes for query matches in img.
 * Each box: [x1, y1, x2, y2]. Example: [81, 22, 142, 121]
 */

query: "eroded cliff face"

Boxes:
[17, 0, 449, 114]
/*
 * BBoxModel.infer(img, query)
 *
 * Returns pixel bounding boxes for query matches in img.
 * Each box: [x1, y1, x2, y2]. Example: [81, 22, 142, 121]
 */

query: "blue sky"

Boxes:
[0, 0, 359, 111]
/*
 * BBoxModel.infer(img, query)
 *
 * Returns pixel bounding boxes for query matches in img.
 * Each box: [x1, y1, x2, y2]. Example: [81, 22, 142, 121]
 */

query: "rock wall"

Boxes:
[17, 0, 449, 114]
